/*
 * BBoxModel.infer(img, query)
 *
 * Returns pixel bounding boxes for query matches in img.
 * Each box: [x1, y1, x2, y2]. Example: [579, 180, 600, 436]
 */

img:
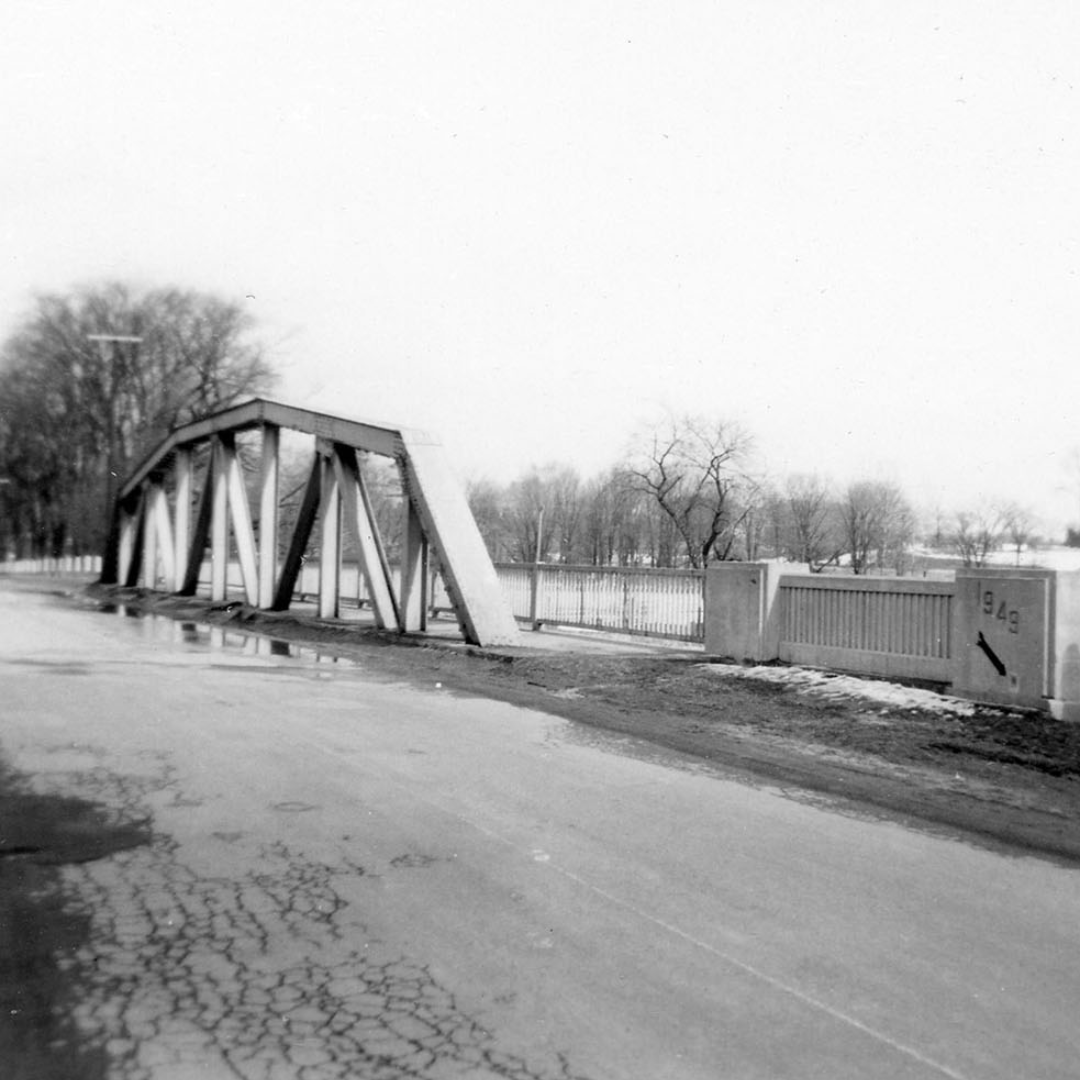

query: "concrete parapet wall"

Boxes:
[777, 574, 954, 683]
[705, 562, 1080, 719]
[704, 563, 787, 663]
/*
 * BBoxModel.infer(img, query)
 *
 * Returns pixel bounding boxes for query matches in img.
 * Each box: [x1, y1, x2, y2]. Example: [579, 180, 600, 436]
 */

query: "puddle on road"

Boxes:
[96, 604, 359, 671]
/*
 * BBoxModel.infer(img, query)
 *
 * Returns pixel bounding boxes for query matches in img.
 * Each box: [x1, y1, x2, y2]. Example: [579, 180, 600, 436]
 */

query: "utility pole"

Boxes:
[529, 505, 544, 631]
[89, 334, 142, 583]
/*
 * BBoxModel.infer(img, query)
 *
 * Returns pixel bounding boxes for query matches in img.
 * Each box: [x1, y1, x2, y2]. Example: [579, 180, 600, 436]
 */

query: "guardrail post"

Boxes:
[529, 563, 544, 630]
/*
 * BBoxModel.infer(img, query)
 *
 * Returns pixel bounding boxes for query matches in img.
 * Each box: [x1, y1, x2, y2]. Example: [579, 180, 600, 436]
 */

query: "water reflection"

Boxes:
[98, 605, 358, 669]
[97, 603, 143, 618]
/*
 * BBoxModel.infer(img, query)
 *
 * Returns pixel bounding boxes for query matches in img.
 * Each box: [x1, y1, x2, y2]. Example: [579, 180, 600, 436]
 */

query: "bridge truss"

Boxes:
[103, 399, 520, 647]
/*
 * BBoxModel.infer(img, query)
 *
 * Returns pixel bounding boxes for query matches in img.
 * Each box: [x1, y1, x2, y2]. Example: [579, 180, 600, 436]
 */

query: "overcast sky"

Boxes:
[3, 2, 1079, 532]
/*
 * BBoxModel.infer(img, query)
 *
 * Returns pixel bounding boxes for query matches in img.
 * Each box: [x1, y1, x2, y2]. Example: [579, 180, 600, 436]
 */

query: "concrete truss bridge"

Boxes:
[103, 398, 520, 647]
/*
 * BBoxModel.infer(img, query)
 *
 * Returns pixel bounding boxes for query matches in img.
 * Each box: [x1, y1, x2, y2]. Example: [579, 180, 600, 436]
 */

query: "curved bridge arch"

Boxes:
[104, 399, 520, 647]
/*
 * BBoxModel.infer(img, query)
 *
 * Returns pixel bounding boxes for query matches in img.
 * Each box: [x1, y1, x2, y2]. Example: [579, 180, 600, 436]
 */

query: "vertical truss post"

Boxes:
[400, 498, 429, 632]
[174, 447, 192, 590]
[318, 447, 341, 619]
[221, 433, 259, 606]
[211, 438, 229, 601]
[118, 499, 138, 586]
[148, 480, 176, 591]
[258, 424, 280, 609]
[143, 481, 159, 590]
[333, 445, 400, 631]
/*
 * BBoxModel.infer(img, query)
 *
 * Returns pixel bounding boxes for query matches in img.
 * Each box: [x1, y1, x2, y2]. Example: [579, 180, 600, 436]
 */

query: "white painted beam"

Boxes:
[120, 399, 430, 499]
[221, 436, 259, 606]
[143, 484, 159, 590]
[118, 506, 138, 586]
[174, 448, 192, 590]
[150, 482, 176, 591]
[211, 439, 229, 601]
[398, 438, 520, 646]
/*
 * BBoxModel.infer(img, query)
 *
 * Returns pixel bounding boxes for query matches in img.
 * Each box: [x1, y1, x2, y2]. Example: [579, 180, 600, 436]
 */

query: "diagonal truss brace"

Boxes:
[333, 444, 400, 631]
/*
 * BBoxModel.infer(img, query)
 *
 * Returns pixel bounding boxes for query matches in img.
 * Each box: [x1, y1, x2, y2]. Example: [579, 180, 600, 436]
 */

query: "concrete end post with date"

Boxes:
[952, 568, 1054, 712]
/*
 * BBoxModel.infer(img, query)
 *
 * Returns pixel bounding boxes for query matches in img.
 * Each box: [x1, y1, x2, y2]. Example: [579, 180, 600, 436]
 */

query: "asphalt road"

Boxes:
[1, 580, 1078, 1080]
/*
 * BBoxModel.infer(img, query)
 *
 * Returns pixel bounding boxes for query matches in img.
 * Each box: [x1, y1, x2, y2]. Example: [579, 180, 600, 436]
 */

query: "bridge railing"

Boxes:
[706, 562, 1080, 719]
[493, 563, 705, 642]
[777, 574, 954, 682]
[184, 557, 707, 642]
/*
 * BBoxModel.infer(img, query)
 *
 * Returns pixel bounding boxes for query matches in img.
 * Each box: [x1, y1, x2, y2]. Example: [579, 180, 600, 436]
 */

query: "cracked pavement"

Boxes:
[51, 759, 586, 1079]
[4, 579, 1080, 1080]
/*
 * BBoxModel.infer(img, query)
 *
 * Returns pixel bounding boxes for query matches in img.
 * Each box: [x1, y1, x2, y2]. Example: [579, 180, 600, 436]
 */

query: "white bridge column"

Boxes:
[222, 435, 259, 606]
[210, 438, 229, 601]
[174, 448, 192, 591]
[118, 500, 139, 586]
[147, 480, 176, 592]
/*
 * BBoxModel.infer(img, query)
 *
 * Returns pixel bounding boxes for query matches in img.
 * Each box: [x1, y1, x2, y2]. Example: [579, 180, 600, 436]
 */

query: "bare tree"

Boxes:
[949, 506, 1002, 568]
[501, 464, 584, 563]
[626, 414, 754, 568]
[782, 474, 844, 570]
[466, 478, 511, 562]
[999, 502, 1037, 566]
[841, 480, 915, 575]
[0, 281, 276, 558]
[579, 468, 642, 566]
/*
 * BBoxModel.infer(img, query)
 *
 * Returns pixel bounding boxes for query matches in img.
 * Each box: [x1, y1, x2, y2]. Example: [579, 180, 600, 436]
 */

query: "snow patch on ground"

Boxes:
[702, 662, 983, 716]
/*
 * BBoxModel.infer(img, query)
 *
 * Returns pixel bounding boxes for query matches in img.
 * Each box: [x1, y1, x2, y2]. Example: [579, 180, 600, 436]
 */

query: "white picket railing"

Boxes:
[493, 563, 705, 642]
[0, 555, 103, 575]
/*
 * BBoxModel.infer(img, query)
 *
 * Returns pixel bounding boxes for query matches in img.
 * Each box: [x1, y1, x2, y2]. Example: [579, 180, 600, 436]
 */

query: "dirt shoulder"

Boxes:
[25, 576, 1080, 866]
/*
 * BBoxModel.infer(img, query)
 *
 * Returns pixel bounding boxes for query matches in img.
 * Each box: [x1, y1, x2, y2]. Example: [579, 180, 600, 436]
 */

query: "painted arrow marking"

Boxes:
[976, 631, 1007, 677]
